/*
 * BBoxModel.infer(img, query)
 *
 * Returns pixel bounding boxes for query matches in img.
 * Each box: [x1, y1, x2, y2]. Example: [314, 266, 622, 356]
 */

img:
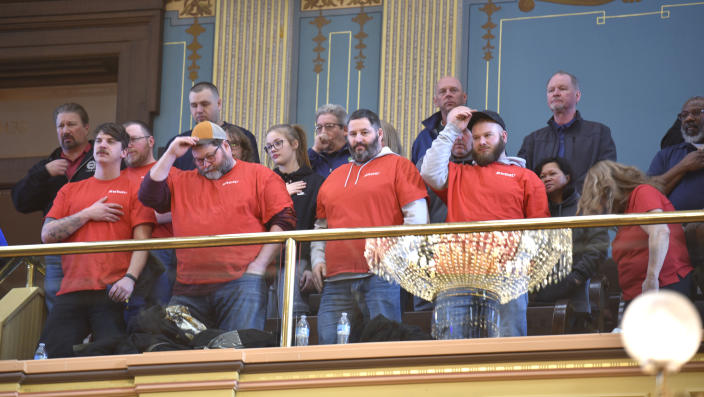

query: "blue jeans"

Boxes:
[498, 292, 528, 337]
[43, 255, 64, 313]
[317, 275, 401, 344]
[275, 259, 310, 317]
[168, 273, 267, 331]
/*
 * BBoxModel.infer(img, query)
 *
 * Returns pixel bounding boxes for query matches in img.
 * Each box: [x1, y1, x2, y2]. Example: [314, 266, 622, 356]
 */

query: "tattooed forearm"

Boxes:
[41, 213, 88, 244]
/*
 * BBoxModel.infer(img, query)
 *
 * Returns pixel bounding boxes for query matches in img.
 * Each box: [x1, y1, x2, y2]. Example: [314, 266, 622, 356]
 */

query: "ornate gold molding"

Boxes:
[302, 0, 382, 11]
[185, 18, 205, 82]
[165, 0, 216, 17]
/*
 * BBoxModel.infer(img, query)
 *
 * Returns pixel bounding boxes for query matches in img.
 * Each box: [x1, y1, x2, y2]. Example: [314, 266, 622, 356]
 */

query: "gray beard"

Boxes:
[350, 140, 381, 163]
[199, 155, 235, 180]
[682, 129, 704, 145]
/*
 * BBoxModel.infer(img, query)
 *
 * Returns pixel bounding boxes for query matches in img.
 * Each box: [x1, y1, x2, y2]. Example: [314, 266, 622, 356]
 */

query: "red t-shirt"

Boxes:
[124, 164, 173, 238]
[47, 174, 156, 295]
[316, 154, 428, 276]
[439, 162, 550, 222]
[612, 184, 692, 301]
[166, 161, 293, 284]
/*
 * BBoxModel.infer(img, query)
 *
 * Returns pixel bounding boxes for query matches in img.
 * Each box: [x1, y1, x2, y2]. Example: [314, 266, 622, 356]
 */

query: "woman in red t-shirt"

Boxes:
[578, 160, 693, 304]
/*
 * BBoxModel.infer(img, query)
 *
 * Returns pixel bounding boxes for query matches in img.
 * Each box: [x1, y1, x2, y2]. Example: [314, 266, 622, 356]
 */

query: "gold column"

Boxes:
[379, 0, 459, 159]
[213, 0, 292, 160]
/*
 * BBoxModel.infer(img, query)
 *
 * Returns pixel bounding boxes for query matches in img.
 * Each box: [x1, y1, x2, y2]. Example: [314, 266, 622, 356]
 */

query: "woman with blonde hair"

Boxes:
[265, 124, 325, 317]
[578, 160, 693, 306]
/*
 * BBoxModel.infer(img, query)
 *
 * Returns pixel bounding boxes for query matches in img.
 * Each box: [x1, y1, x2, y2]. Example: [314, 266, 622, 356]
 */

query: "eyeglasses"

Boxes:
[128, 136, 149, 145]
[314, 123, 343, 133]
[678, 108, 704, 121]
[193, 146, 221, 166]
[264, 139, 284, 153]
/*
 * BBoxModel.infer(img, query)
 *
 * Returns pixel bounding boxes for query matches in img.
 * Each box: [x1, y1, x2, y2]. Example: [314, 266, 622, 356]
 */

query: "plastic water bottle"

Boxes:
[33, 343, 48, 360]
[337, 312, 350, 344]
[295, 315, 310, 346]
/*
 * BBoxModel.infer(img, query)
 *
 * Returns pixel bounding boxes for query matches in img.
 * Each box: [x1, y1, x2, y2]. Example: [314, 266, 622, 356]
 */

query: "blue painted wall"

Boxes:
[463, 1, 704, 173]
[294, 7, 382, 144]
[153, 11, 215, 153]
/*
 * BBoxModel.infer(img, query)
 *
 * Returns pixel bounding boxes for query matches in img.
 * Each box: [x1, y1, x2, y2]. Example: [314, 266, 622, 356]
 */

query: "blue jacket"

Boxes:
[307, 143, 352, 178]
[647, 142, 704, 210]
[411, 111, 443, 164]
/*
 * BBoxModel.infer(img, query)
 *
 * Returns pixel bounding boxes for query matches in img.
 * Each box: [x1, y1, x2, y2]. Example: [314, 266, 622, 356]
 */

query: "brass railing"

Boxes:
[1, 210, 703, 347]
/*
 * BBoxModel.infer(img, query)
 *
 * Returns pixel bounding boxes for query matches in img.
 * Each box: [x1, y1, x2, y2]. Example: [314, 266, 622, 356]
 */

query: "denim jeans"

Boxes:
[274, 259, 310, 317]
[498, 292, 528, 337]
[317, 275, 401, 345]
[43, 255, 64, 313]
[40, 290, 126, 358]
[168, 273, 267, 331]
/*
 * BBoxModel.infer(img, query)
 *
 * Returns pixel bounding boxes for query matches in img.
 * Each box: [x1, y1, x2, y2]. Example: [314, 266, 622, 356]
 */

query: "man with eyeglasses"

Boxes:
[139, 121, 294, 332]
[168, 82, 260, 170]
[38, 122, 155, 357]
[308, 104, 353, 177]
[311, 109, 429, 344]
[123, 121, 177, 316]
[648, 96, 704, 211]
[518, 71, 616, 192]
[412, 76, 468, 165]
[12, 102, 97, 313]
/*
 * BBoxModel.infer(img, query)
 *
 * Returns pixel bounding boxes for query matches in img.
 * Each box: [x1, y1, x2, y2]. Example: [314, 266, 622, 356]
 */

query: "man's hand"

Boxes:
[83, 196, 124, 222]
[642, 275, 659, 293]
[286, 181, 307, 195]
[108, 276, 135, 302]
[167, 136, 199, 158]
[447, 106, 473, 131]
[312, 133, 331, 154]
[299, 269, 316, 293]
[45, 159, 69, 177]
[312, 262, 326, 293]
[678, 149, 704, 172]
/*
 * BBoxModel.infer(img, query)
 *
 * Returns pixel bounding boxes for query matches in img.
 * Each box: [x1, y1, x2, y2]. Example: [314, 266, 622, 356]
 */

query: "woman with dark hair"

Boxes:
[224, 124, 255, 162]
[534, 157, 608, 314]
[265, 124, 325, 316]
[578, 160, 694, 305]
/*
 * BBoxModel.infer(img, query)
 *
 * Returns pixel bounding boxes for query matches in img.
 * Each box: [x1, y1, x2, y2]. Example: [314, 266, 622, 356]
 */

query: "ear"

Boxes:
[501, 130, 508, 143]
[292, 139, 299, 150]
[565, 173, 571, 184]
[377, 128, 384, 144]
[120, 147, 127, 159]
[217, 97, 222, 111]
[148, 136, 155, 149]
[575, 89, 582, 103]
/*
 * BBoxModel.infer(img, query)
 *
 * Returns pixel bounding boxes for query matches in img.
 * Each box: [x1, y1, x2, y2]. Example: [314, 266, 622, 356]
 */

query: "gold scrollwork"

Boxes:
[311, 11, 332, 74]
[165, 0, 216, 17]
[480, 0, 502, 61]
[352, 7, 372, 70]
[186, 18, 205, 81]
[302, 0, 382, 11]
[519, 0, 641, 13]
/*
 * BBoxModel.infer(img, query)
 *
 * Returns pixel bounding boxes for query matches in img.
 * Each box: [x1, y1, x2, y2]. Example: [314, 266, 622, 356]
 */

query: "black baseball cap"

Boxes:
[468, 110, 506, 130]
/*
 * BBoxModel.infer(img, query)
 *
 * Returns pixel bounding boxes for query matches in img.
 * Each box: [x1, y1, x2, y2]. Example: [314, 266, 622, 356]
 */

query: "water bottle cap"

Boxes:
[301, 314, 307, 319]
[38, 343, 45, 347]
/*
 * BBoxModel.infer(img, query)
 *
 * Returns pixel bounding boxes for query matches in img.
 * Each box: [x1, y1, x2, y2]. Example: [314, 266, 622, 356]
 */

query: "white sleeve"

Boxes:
[402, 198, 429, 225]
[310, 218, 328, 266]
[420, 123, 462, 190]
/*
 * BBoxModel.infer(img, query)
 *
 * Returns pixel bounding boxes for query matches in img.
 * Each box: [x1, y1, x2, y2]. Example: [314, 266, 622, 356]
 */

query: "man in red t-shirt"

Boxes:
[421, 107, 550, 338]
[139, 121, 294, 332]
[39, 123, 155, 358]
[311, 109, 429, 344]
[123, 121, 176, 313]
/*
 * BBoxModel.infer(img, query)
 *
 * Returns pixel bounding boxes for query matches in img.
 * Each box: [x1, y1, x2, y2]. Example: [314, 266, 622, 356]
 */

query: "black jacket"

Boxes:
[518, 111, 617, 193]
[273, 166, 324, 259]
[169, 122, 259, 170]
[12, 143, 96, 215]
[549, 189, 608, 281]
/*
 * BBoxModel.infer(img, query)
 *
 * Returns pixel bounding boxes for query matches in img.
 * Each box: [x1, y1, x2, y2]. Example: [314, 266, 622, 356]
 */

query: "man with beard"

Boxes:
[412, 76, 468, 164]
[169, 82, 259, 170]
[39, 123, 154, 357]
[139, 121, 294, 331]
[123, 121, 176, 311]
[311, 109, 428, 344]
[12, 103, 97, 312]
[421, 107, 549, 338]
[648, 96, 704, 211]
[518, 71, 616, 192]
